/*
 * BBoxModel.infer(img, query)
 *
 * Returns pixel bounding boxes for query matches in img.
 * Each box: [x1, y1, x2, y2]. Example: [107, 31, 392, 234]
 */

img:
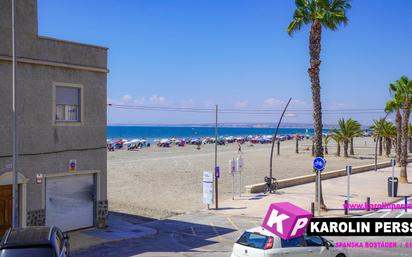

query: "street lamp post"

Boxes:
[269, 98, 292, 189]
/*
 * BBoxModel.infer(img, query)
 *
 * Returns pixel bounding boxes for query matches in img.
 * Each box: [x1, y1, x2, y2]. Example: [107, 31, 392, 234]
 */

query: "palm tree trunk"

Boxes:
[396, 110, 402, 166]
[379, 137, 383, 156]
[385, 138, 391, 157]
[409, 137, 412, 154]
[277, 140, 280, 155]
[344, 140, 349, 158]
[311, 140, 315, 156]
[337, 141, 341, 156]
[350, 137, 354, 155]
[400, 99, 410, 183]
[309, 20, 326, 210]
[295, 136, 299, 154]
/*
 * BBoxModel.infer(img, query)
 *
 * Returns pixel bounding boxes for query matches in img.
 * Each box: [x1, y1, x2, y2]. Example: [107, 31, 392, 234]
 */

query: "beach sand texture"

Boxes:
[108, 137, 391, 219]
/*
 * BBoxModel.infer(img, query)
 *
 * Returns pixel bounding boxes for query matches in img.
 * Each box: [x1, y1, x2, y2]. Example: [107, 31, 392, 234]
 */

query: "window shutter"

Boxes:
[56, 87, 80, 105]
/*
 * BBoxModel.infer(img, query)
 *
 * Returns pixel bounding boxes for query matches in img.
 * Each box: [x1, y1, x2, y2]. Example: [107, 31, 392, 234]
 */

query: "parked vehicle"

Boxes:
[231, 226, 348, 257]
[0, 226, 70, 257]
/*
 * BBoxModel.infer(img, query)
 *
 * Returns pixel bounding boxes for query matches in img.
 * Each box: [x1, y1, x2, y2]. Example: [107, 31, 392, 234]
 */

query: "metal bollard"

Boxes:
[366, 197, 371, 211]
[311, 202, 315, 216]
[344, 200, 348, 215]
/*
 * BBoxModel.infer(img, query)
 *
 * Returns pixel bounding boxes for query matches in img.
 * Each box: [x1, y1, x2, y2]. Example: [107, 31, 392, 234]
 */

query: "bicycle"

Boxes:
[264, 176, 279, 194]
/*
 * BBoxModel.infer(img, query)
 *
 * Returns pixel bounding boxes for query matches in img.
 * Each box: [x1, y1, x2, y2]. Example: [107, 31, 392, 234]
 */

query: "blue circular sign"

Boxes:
[313, 157, 326, 171]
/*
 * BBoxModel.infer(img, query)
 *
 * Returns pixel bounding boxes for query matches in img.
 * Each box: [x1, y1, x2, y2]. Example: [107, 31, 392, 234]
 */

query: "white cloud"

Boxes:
[122, 94, 133, 103]
[133, 97, 146, 105]
[263, 98, 285, 107]
[291, 99, 306, 105]
[285, 113, 297, 117]
[109, 95, 207, 108]
[149, 95, 167, 104]
[235, 100, 249, 108]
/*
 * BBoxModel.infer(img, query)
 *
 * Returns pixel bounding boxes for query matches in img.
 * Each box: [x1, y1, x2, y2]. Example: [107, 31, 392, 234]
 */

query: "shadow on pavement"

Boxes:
[212, 207, 246, 210]
[72, 211, 236, 257]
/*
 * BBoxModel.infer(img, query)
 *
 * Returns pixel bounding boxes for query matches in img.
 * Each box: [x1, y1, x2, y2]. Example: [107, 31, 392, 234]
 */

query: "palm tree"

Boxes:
[324, 134, 331, 155]
[330, 130, 343, 156]
[381, 122, 396, 157]
[288, 0, 351, 211]
[349, 122, 363, 155]
[371, 119, 386, 157]
[389, 76, 412, 183]
[386, 91, 403, 166]
[332, 118, 362, 157]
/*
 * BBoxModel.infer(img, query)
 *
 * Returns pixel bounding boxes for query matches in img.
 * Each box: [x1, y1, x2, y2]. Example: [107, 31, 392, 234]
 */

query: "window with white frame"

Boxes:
[55, 86, 81, 122]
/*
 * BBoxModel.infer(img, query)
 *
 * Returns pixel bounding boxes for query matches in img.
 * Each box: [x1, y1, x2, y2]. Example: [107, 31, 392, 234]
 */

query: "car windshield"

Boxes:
[236, 231, 269, 249]
[0, 246, 56, 257]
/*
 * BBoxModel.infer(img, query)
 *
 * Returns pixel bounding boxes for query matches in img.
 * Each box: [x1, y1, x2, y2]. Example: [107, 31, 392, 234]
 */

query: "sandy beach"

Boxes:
[107, 137, 391, 219]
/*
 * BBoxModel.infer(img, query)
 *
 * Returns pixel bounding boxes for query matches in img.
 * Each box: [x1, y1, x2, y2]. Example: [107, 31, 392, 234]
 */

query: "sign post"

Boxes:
[313, 157, 326, 217]
[391, 159, 395, 198]
[203, 171, 214, 209]
[346, 165, 352, 204]
[229, 159, 236, 200]
[237, 156, 243, 197]
[214, 105, 218, 209]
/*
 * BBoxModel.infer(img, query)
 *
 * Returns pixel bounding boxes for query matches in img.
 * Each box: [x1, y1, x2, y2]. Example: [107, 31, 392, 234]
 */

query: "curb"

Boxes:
[245, 159, 412, 194]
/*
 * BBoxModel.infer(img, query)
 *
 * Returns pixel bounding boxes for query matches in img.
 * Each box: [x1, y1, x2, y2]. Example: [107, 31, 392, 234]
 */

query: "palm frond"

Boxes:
[318, 0, 351, 30]
[287, 18, 304, 36]
[287, 0, 350, 34]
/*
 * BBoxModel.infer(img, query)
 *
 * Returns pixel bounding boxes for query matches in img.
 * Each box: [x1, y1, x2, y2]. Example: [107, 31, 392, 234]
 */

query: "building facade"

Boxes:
[0, 0, 108, 234]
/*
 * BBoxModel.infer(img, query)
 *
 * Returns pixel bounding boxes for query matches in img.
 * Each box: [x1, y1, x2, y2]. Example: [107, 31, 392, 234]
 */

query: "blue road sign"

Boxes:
[313, 157, 326, 171]
[215, 166, 220, 178]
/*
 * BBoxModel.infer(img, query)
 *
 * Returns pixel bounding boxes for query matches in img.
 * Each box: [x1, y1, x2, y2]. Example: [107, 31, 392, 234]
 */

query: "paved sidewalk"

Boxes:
[72, 212, 258, 257]
[69, 212, 157, 251]
[207, 164, 412, 218]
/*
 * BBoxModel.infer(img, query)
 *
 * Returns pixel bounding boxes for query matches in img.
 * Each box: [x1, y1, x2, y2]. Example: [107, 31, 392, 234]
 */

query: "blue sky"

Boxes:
[38, 0, 412, 125]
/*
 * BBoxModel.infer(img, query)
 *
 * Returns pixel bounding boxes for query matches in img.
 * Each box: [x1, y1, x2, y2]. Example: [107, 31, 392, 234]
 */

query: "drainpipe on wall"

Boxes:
[11, 0, 19, 228]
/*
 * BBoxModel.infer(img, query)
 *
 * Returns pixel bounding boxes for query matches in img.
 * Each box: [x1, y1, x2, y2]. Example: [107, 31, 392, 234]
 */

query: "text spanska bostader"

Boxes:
[307, 218, 412, 236]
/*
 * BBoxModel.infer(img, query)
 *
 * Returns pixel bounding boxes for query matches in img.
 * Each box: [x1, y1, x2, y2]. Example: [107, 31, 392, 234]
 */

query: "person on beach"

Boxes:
[238, 142, 242, 154]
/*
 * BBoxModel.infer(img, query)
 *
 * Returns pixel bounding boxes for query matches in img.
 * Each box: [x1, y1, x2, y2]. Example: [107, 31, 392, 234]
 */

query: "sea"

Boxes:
[107, 126, 328, 141]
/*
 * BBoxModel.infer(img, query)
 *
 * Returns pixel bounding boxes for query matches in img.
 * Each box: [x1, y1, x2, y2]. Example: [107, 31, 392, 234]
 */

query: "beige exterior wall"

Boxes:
[0, 0, 108, 225]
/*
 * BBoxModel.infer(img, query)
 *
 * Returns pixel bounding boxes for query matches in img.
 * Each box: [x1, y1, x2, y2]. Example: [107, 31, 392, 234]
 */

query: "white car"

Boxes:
[231, 226, 349, 257]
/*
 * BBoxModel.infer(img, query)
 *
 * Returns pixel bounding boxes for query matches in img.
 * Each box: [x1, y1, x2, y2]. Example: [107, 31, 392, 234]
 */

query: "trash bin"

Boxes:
[388, 177, 398, 197]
